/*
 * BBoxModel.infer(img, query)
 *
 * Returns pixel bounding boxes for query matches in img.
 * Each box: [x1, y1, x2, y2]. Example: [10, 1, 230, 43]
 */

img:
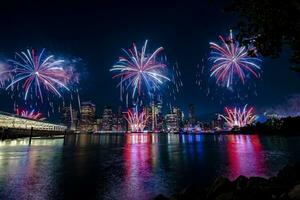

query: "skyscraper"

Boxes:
[100, 106, 113, 131]
[79, 101, 96, 132]
[61, 104, 78, 131]
[165, 107, 184, 132]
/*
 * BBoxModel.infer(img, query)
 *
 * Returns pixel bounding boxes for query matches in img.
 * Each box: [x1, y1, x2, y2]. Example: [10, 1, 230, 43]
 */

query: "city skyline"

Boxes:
[0, 0, 299, 119]
[0, 1, 300, 200]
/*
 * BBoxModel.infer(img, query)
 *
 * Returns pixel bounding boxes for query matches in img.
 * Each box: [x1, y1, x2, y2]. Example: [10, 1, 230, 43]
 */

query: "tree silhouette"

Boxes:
[225, 0, 300, 71]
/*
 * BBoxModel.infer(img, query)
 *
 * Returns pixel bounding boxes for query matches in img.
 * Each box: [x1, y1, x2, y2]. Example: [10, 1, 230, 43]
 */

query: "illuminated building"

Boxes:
[165, 113, 179, 132]
[0, 111, 66, 131]
[144, 104, 158, 132]
[79, 101, 96, 132]
[100, 106, 113, 131]
[112, 115, 125, 131]
[144, 98, 163, 132]
[211, 115, 224, 131]
[172, 107, 184, 125]
[165, 107, 183, 132]
[97, 106, 126, 132]
[61, 105, 78, 130]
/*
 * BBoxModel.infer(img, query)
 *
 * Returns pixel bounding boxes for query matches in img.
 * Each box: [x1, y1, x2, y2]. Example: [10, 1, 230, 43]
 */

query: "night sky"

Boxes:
[0, 0, 299, 118]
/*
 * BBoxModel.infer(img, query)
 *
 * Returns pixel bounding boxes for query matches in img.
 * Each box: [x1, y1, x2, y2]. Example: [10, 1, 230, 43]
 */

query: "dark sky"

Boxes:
[0, 0, 299, 118]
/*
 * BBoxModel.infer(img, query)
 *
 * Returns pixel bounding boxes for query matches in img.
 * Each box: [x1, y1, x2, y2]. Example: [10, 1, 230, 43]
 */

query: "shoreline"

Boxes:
[2, 130, 300, 141]
[155, 165, 300, 200]
[0, 128, 74, 140]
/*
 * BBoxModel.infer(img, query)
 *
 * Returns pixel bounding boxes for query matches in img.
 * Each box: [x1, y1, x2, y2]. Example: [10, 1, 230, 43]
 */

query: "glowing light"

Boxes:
[219, 105, 257, 128]
[16, 108, 43, 120]
[0, 112, 66, 131]
[209, 30, 261, 88]
[6, 48, 71, 101]
[110, 40, 170, 98]
[124, 108, 148, 132]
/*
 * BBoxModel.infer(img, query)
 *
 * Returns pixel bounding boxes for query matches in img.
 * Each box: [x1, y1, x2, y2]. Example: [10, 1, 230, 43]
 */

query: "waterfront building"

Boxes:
[78, 101, 96, 132]
[165, 113, 179, 132]
[0, 111, 66, 131]
[112, 115, 126, 131]
[144, 103, 161, 132]
[211, 115, 224, 131]
[100, 106, 113, 131]
[165, 107, 184, 132]
[61, 105, 78, 130]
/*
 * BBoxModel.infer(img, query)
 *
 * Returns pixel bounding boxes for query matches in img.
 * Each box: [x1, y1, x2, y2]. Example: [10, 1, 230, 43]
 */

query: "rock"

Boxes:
[179, 184, 206, 200]
[276, 165, 300, 186]
[169, 165, 300, 200]
[207, 176, 234, 199]
[279, 192, 289, 200]
[234, 175, 249, 190]
[215, 192, 234, 200]
[154, 194, 169, 200]
[289, 184, 300, 200]
[246, 176, 269, 189]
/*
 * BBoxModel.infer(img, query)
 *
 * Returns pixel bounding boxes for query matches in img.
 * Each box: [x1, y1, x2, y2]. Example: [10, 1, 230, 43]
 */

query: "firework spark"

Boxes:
[209, 30, 261, 88]
[110, 40, 170, 99]
[6, 49, 70, 101]
[16, 108, 43, 120]
[124, 108, 148, 132]
[0, 63, 12, 88]
[219, 105, 257, 128]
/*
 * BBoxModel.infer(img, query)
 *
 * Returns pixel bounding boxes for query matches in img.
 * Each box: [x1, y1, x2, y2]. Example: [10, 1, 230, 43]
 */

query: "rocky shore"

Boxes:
[155, 165, 300, 200]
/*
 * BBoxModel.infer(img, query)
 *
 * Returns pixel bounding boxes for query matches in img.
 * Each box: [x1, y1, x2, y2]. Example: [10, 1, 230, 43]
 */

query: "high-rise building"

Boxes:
[144, 102, 162, 132]
[144, 105, 152, 131]
[165, 106, 184, 132]
[165, 113, 179, 132]
[112, 115, 125, 131]
[79, 101, 96, 132]
[61, 105, 78, 130]
[172, 107, 184, 124]
[100, 106, 113, 131]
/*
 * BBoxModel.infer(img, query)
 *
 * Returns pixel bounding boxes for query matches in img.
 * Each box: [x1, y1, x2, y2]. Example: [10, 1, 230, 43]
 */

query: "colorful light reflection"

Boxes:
[225, 135, 265, 179]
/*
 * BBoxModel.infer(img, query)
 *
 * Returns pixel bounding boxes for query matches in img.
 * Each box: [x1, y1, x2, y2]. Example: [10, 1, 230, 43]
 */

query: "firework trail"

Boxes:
[209, 30, 261, 88]
[219, 104, 257, 128]
[0, 63, 12, 88]
[110, 40, 170, 99]
[124, 107, 148, 132]
[16, 108, 43, 120]
[168, 62, 183, 100]
[6, 48, 71, 101]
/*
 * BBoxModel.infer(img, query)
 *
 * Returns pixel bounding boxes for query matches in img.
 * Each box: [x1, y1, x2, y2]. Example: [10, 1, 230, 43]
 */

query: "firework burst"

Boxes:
[219, 104, 257, 128]
[209, 30, 261, 88]
[6, 48, 71, 101]
[16, 108, 43, 120]
[124, 107, 148, 132]
[110, 40, 170, 99]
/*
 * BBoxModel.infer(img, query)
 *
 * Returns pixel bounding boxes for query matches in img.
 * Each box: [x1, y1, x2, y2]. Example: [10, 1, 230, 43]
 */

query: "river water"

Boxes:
[0, 133, 299, 200]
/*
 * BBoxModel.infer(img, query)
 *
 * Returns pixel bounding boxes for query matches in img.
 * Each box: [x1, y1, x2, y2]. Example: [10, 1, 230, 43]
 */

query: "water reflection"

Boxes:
[0, 138, 64, 146]
[0, 139, 62, 199]
[224, 135, 266, 179]
[122, 134, 153, 199]
[0, 134, 297, 200]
